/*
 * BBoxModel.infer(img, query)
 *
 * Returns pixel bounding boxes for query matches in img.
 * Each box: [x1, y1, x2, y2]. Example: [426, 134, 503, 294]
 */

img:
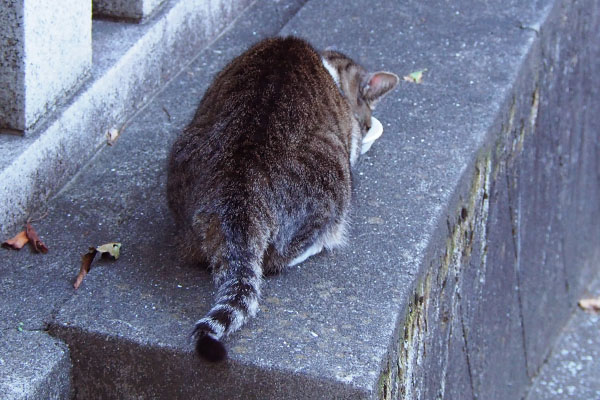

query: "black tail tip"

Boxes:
[196, 333, 227, 362]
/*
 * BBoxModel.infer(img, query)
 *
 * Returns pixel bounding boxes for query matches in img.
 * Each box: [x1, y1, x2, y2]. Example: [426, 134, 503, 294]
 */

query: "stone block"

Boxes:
[93, 0, 166, 22]
[0, 0, 91, 132]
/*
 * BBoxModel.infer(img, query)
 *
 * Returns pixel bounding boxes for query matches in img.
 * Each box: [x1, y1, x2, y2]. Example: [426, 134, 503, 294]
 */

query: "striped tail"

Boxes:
[192, 255, 262, 362]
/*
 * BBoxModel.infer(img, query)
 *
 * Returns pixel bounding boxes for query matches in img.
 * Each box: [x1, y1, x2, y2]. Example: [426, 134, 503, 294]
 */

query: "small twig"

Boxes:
[25, 222, 48, 253]
[162, 106, 172, 122]
[27, 210, 49, 224]
[516, 21, 539, 36]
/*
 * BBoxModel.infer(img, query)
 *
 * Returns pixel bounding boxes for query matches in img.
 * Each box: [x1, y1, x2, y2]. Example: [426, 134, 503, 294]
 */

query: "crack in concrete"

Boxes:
[511, 83, 541, 380]
[512, 180, 531, 379]
[460, 304, 477, 400]
[0, 326, 49, 335]
[502, 148, 531, 378]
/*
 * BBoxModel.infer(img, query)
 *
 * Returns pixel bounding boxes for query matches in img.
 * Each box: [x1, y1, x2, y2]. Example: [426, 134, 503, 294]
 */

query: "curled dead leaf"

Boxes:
[96, 242, 121, 259]
[107, 127, 120, 145]
[26, 223, 48, 253]
[2, 230, 29, 250]
[73, 242, 122, 290]
[74, 247, 97, 290]
[578, 296, 600, 312]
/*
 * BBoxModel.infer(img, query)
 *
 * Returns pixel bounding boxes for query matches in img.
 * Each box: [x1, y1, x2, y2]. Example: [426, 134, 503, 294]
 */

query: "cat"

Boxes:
[167, 36, 398, 362]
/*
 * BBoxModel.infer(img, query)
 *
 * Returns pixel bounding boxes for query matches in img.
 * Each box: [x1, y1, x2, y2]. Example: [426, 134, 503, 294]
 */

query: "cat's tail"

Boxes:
[192, 223, 265, 362]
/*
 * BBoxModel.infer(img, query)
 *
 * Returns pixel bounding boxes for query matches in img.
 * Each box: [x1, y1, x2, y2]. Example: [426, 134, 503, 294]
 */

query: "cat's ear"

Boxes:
[362, 72, 399, 108]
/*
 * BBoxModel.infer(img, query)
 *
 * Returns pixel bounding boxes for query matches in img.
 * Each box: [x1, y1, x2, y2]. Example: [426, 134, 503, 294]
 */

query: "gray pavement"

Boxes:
[526, 277, 600, 400]
[0, 0, 599, 399]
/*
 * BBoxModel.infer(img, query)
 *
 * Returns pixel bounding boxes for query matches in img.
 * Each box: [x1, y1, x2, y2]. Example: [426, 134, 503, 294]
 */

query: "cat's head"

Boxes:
[321, 50, 399, 135]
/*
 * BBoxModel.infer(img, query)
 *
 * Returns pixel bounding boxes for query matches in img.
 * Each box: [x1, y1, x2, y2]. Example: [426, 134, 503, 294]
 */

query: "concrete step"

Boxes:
[0, 0, 257, 237]
[525, 276, 600, 400]
[1, 0, 599, 399]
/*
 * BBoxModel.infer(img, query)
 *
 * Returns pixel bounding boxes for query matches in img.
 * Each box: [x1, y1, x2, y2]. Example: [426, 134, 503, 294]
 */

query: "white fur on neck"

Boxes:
[322, 57, 340, 87]
[349, 118, 361, 166]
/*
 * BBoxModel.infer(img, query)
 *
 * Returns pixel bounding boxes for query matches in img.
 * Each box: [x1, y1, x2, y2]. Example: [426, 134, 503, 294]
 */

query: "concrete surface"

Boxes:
[0, 0, 598, 398]
[93, 0, 166, 22]
[526, 277, 600, 400]
[0, 331, 71, 400]
[0, 0, 91, 132]
[0, 0, 254, 238]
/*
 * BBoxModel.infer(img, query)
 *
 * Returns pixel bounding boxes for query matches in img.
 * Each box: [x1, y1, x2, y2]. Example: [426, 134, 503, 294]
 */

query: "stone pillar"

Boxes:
[93, 0, 167, 22]
[0, 0, 92, 133]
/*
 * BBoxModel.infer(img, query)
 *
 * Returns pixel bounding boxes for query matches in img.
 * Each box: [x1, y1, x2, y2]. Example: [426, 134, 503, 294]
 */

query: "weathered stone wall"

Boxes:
[380, 1, 600, 398]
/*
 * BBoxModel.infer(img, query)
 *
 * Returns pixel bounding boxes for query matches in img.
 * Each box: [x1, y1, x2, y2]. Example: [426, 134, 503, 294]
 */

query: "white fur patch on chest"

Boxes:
[322, 57, 340, 87]
[349, 118, 361, 166]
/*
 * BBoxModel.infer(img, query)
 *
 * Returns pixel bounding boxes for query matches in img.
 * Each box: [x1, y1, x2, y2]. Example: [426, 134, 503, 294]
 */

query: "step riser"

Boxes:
[50, 326, 367, 399]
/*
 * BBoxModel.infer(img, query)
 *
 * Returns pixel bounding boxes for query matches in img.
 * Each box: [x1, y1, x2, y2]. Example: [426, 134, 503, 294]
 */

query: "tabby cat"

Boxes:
[167, 36, 398, 361]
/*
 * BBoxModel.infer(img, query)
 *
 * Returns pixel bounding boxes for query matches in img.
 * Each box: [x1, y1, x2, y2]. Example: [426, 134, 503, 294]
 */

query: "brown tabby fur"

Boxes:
[167, 36, 398, 361]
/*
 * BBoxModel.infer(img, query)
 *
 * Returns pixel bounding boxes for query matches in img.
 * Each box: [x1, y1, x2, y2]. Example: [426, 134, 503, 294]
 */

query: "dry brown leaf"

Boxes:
[73, 242, 122, 289]
[578, 296, 600, 312]
[25, 223, 48, 253]
[2, 230, 29, 250]
[74, 247, 97, 290]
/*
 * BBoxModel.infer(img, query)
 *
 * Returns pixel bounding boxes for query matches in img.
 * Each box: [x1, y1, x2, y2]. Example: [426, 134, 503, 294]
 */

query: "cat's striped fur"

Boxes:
[167, 36, 398, 361]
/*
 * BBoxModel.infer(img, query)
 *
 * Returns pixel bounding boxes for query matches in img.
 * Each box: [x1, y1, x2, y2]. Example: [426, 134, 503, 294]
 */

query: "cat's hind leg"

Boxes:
[287, 242, 324, 266]
[286, 216, 349, 267]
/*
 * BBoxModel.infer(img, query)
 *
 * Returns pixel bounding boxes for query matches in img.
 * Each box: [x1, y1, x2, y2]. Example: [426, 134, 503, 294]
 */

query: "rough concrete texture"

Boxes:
[0, 331, 71, 400]
[93, 0, 166, 22]
[0, 0, 254, 237]
[526, 277, 600, 400]
[0, 0, 597, 399]
[284, 0, 600, 397]
[0, 1, 24, 133]
[0, 0, 91, 132]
